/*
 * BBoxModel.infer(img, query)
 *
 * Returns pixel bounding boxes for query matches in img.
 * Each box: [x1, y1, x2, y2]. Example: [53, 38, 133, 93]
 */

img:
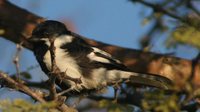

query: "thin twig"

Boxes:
[131, 0, 187, 24]
[47, 37, 82, 99]
[187, 0, 200, 17]
[48, 38, 57, 100]
[57, 87, 73, 96]
[60, 72, 82, 84]
[0, 71, 46, 103]
[13, 43, 23, 80]
[48, 38, 78, 112]
[0, 71, 77, 112]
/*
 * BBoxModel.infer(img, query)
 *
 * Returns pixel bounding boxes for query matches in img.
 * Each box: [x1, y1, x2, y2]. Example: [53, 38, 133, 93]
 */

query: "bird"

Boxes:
[29, 20, 172, 95]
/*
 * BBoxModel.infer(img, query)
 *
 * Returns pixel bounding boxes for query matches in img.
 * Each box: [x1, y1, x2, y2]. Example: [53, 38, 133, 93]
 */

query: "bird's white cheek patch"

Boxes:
[54, 35, 74, 47]
[87, 52, 110, 63]
[43, 51, 52, 71]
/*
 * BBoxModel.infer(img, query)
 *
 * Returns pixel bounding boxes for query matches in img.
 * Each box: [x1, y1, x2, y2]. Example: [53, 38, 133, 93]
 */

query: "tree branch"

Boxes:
[0, 0, 200, 90]
[131, 0, 200, 30]
[187, 0, 200, 17]
[131, 0, 187, 23]
[48, 38, 58, 100]
[0, 71, 78, 112]
[0, 71, 46, 103]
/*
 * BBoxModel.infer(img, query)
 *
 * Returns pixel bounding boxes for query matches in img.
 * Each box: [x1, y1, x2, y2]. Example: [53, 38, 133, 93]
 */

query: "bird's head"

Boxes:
[29, 20, 70, 45]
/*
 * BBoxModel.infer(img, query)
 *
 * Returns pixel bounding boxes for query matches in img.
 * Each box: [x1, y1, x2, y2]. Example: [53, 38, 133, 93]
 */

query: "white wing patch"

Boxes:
[87, 47, 121, 64]
[87, 52, 110, 63]
[54, 35, 74, 47]
[92, 47, 112, 57]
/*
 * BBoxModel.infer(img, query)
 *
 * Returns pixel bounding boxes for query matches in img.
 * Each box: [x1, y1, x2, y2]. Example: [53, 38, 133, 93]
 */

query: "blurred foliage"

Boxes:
[131, 0, 200, 50]
[0, 29, 5, 35]
[142, 91, 180, 112]
[97, 100, 133, 112]
[171, 21, 200, 49]
[20, 72, 32, 80]
[141, 81, 200, 111]
[0, 99, 58, 112]
[132, 2, 200, 111]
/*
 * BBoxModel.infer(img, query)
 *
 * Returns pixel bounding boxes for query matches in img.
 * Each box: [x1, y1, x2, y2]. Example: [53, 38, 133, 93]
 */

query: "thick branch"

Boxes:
[0, 0, 200, 89]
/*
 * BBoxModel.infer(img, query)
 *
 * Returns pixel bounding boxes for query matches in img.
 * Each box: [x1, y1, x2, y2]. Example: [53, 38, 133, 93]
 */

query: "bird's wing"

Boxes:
[61, 33, 172, 89]
[61, 32, 130, 71]
[88, 47, 130, 71]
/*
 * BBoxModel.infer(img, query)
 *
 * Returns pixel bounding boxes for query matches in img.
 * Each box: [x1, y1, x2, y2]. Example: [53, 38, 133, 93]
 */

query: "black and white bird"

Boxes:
[29, 20, 171, 94]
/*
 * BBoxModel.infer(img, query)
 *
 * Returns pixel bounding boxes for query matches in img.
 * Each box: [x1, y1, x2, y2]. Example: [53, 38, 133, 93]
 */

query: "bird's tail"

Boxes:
[109, 70, 172, 89]
[129, 73, 172, 89]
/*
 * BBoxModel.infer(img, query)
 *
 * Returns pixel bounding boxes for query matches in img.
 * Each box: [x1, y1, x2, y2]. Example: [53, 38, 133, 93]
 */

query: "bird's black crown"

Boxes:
[32, 20, 70, 38]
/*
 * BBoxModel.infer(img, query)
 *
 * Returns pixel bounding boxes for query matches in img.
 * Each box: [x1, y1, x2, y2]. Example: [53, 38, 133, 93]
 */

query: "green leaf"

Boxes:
[172, 26, 200, 48]
[0, 29, 5, 35]
[0, 99, 58, 112]
[98, 100, 134, 112]
[20, 72, 32, 79]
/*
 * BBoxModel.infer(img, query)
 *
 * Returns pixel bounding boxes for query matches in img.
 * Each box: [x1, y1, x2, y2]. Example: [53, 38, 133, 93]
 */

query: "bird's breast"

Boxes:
[43, 48, 82, 79]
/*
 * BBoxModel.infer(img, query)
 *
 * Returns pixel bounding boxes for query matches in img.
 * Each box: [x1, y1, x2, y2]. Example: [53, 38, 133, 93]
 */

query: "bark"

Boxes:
[0, 0, 199, 89]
